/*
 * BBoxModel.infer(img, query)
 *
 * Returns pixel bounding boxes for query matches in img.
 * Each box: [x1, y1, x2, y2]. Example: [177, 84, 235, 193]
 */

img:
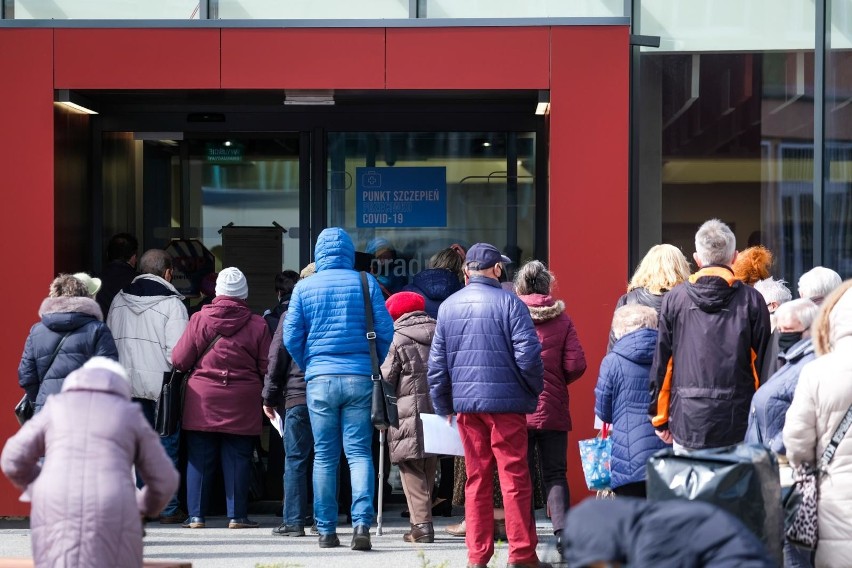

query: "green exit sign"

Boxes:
[206, 143, 243, 163]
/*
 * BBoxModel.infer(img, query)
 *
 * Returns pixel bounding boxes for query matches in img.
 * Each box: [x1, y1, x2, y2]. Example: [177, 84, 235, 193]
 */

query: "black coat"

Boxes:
[97, 260, 137, 318]
[562, 498, 774, 568]
[19, 296, 119, 412]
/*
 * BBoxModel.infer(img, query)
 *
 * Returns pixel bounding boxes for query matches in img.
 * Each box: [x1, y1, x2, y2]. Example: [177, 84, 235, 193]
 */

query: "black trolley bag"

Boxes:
[646, 443, 783, 565]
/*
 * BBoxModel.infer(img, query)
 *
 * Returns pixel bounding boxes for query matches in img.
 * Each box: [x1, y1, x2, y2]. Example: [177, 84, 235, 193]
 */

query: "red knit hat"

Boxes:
[385, 292, 425, 321]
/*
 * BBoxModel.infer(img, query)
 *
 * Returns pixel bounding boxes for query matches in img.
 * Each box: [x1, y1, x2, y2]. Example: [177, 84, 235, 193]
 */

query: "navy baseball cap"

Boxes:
[464, 243, 512, 270]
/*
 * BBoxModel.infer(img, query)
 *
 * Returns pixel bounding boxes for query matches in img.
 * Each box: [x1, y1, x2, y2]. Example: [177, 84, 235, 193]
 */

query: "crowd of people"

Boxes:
[3, 220, 852, 567]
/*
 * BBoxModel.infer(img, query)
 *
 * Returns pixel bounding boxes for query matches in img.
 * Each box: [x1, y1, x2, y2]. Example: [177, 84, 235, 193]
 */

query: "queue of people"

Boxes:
[4, 222, 852, 568]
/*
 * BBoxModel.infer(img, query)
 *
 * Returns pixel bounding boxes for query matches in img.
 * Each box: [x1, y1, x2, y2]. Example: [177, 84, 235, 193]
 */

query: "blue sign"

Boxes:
[356, 166, 447, 228]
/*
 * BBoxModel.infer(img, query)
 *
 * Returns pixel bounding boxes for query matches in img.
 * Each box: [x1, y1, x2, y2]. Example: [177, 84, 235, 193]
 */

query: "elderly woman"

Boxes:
[754, 277, 793, 331]
[19, 274, 118, 415]
[173, 267, 271, 529]
[595, 304, 670, 498]
[732, 246, 773, 286]
[608, 244, 691, 350]
[2, 357, 178, 568]
[514, 260, 586, 549]
[784, 279, 852, 567]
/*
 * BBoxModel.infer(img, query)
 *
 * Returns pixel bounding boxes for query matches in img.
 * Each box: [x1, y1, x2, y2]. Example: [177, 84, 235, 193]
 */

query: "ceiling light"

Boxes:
[535, 90, 550, 116]
[284, 90, 335, 106]
[55, 89, 98, 115]
[482, 142, 492, 148]
[224, 140, 232, 147]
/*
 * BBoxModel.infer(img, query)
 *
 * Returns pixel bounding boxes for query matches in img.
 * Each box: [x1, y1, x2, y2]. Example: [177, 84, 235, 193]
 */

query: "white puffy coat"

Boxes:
[784, 289, 852, 568]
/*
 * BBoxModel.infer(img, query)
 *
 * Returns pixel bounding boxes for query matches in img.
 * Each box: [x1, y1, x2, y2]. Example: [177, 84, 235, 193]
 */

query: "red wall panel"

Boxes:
[387, 27, 550, 89]
[549, 26, 630, 503]
[221, 29, 385, 89]
[0, 29, 55, 516]
[54, 29, 220, 89]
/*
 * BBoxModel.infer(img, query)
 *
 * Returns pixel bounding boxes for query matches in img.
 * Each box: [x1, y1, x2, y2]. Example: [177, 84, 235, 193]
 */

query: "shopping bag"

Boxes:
[579, 424, 611, 491]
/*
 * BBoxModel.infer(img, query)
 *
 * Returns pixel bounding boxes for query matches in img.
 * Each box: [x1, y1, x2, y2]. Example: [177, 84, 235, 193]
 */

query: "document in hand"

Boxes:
[421, 413, 465, 456]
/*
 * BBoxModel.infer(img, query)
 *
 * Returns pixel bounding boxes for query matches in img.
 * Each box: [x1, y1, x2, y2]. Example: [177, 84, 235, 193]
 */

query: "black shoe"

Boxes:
[181, 516, 206, 529]
[228, 517, 259, 529]
[272, 523, 305, 536]
[400, 508, 410, 518]
[555, 531, 563, 557]
[318, 533, 340, 548]
[310, 523, 318, 534]
[351, 524, 372, 551]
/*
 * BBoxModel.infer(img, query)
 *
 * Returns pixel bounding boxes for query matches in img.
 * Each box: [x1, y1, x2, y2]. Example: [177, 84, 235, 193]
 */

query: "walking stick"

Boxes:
[377, 428, 386, 535]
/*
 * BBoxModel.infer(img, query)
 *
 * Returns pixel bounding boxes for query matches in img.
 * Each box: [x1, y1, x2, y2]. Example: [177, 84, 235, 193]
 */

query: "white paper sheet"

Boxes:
[271, 410, 284, 440]
[421, 413, 465, 456]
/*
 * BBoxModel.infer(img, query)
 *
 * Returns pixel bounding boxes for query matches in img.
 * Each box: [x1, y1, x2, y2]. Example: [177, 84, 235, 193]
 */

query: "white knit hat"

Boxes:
[216, 267, 249, 299]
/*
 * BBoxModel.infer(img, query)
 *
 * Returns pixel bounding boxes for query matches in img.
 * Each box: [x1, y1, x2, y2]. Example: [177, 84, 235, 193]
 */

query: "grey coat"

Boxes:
[381, 311, 436, 464]
[1, 365, 179, 568]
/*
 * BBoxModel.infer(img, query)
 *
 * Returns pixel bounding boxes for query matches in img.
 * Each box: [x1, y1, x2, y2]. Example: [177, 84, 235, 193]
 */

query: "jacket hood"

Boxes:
[829, 287, 852, 347]
[315, 228, 355, 271]
[201, 296, 253, 337]
[394, 311, 436, 346]
[518, 294, 565, 322]
[61, 366, 131, 399]
[410, 268, 462, 301]
[39, 296, 104, 327]
[612, 327, 658, 365]
[685, 265, 739, 313]
[118, 274, 184, 315]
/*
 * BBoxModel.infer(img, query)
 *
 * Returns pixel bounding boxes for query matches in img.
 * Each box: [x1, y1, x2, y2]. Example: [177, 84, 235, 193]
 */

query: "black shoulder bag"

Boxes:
[156, 333, 222, 436]
[359, 272, 399, 430]
[15, 331, 72, 425]
[785, 402, 852, 549]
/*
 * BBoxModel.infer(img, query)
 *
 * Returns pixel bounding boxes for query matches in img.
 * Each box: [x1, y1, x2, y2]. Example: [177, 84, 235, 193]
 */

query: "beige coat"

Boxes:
[380, 311, 436, 464]
[784, 294, 852, 567]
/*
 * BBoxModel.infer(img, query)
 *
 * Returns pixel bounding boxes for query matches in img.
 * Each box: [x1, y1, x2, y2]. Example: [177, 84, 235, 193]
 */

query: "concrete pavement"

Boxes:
[0, 503, 564, 568]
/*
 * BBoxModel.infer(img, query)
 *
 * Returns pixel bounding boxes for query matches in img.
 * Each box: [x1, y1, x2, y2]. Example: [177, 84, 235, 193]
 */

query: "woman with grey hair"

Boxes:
[515, 260, 586, 548]
[754, 277, 793, 330]
[18, 274, 118, 415]
[595, 304, 669, 497]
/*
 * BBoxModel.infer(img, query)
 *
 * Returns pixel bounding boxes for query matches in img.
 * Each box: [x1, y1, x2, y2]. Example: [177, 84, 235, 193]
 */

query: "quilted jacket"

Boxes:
[403, 268, 463, 319]
[19, 296, 118, 413]
[380, 311, 436, 463]
[427, 276, 544, 416]
[595, 327, 669, 489]
[174, 296, 271, 436]
[519, 293, 586, 431]
[283, 227, 394, 380]
[1, 365, 178, 568]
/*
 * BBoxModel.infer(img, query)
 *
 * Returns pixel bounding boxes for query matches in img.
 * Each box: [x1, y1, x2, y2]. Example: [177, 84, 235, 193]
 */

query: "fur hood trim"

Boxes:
[39, 296, 104, 321]
[528, 300, 565, 322]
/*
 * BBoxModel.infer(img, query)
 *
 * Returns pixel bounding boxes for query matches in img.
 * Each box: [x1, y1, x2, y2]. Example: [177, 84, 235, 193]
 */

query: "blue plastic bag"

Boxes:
[579, 425, 612, 491]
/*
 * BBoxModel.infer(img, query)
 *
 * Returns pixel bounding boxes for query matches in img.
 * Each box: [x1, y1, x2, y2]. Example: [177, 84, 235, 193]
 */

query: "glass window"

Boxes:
[424, 0, 625, 18]
[327, 132, 537, 292]
[217, 0, 408, 19]
[11, 0, 198, 19]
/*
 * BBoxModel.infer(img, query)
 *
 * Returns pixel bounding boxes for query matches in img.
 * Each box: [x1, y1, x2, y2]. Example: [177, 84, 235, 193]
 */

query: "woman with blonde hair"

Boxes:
[607, 244, 691, 350]
[784, 279, 852, 567]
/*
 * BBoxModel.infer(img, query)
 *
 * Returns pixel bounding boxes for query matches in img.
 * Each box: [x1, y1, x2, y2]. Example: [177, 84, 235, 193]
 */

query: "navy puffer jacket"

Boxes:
[19, 296, 118, 413]
[428, 276, 543, 415]
[745, 337, 816, 454]
[403, 268, 463, 319]
[595, 327, 669, 488]
[283, 227, 394, 380]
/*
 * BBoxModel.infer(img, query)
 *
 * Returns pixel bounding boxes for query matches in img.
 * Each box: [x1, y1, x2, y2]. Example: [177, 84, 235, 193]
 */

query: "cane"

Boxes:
[377, 428, 386, 536]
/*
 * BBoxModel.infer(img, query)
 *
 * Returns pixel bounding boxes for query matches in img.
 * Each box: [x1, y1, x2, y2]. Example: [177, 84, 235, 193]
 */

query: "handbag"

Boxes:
[359, 271, 399, 431]
[784, 403, 852, 550]
[579, 423, 612, 491]
[155, 333, 222, 436]
[15, 331, 72, 426]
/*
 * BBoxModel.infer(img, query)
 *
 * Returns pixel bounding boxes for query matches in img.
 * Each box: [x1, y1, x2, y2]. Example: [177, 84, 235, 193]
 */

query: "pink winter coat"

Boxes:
[1, 365, 178, 568]
[520, 294, 587, 431]
[174, 296, 271, 436]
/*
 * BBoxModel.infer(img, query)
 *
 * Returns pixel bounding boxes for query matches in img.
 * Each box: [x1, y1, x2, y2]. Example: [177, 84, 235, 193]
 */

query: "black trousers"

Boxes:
[527, 429, 569, 534]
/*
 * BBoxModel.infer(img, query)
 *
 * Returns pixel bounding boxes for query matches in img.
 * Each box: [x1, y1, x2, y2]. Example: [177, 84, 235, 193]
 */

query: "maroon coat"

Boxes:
[520, 294, 587, 431]
[173, 296, 271, 436]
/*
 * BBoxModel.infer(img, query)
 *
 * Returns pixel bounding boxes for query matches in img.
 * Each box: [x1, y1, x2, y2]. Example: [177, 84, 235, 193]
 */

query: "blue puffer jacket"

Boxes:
[745, 338, 816, 454]
[595, 327, 669, 489]
[18, 296, 118, 413]
[427, 276, 543, 415]
[403, 268, 463, 319]
[282, 228, 394, 381]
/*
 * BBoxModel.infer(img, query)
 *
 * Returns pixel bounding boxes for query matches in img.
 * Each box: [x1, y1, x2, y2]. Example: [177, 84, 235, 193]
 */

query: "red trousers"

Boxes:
[457, 412, 539, 565]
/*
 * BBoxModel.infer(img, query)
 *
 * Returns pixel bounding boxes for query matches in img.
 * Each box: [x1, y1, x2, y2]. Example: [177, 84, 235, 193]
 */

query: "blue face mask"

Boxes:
[376, 274, 392, 288]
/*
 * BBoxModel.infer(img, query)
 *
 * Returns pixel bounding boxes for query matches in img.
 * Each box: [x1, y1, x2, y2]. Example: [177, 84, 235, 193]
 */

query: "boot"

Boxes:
[403, 522, 435, 543]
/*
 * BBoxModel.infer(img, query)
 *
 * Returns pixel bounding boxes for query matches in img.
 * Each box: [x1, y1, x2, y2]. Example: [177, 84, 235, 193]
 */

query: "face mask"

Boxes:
[778, 331, 803, 352]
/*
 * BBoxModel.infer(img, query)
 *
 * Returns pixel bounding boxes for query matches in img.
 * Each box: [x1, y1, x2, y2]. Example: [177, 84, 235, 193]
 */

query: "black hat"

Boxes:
[465, 243, 512, 270]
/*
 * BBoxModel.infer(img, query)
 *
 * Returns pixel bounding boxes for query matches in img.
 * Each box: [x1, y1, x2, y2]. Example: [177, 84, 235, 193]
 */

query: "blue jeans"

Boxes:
[185, 430, 254, 519]
[306, 375, 374, 534]
[284, 404, 314, 526]
[135, 397, 181, 516]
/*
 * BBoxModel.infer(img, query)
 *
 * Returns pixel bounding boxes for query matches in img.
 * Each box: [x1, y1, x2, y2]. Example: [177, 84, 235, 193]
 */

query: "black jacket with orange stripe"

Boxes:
[648, 265, 771, 449]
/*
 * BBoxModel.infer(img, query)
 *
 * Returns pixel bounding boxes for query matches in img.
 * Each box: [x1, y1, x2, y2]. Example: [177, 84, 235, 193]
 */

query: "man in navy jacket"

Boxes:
[428, 243, 545, 568]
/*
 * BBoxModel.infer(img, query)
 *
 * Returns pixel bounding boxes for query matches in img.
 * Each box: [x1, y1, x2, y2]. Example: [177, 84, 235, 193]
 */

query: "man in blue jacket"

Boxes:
[428, 243, 546, 568]
[282, 227, 394, 552]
